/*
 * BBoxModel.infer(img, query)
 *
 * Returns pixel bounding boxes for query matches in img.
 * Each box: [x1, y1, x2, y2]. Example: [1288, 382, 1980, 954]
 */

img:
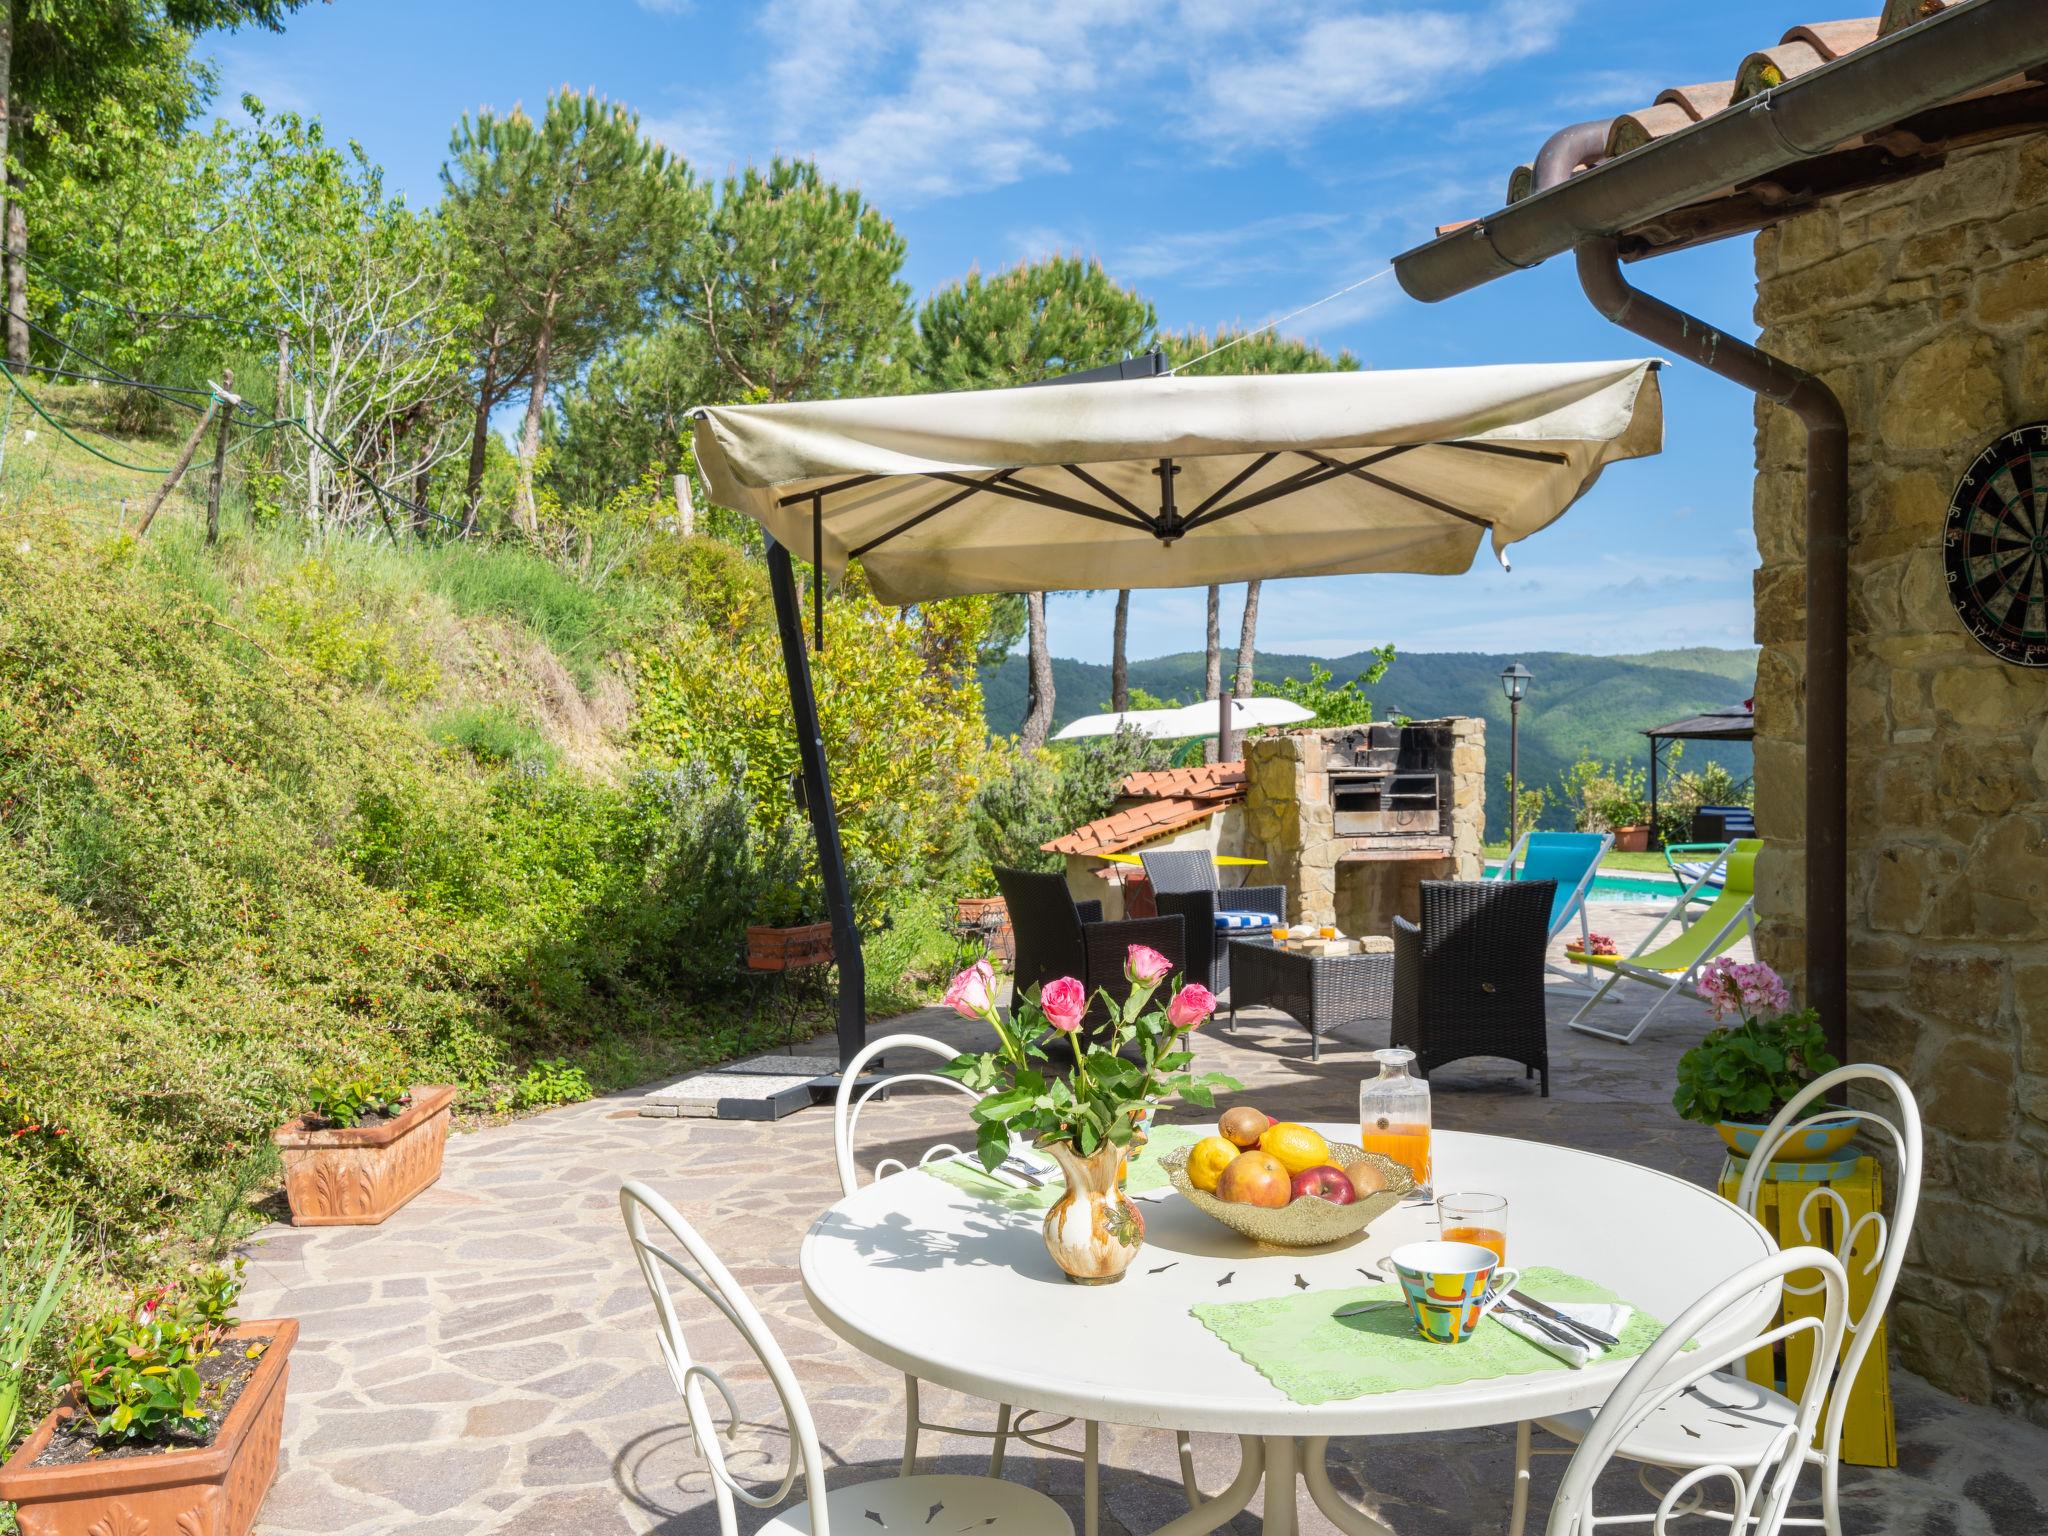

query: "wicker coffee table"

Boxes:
[1227, 937, 1395, 1061]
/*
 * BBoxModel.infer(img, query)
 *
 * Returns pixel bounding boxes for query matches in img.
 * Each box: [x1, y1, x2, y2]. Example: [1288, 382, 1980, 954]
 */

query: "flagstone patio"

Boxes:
[239, 904, 2048, 1535]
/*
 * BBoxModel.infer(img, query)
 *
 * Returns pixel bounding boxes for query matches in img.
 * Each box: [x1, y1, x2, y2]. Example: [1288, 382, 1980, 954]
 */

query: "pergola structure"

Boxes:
[691, 359, 1666, 1067]
[1641, 702, 1754, 850]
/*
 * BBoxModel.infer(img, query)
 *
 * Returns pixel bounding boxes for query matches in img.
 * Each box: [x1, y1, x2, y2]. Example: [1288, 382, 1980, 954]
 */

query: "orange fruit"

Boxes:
[1258, 1122, 1330, 1177]
[1186, 1136, 1239, 1193]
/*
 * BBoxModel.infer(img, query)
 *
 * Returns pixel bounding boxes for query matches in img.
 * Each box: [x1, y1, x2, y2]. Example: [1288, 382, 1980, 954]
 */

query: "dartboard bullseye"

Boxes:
[1944, 421, 2048, 667]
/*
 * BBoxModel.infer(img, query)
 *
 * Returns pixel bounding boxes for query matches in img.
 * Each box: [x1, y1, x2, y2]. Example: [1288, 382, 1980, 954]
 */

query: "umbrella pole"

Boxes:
[765, 533, 866, 1069]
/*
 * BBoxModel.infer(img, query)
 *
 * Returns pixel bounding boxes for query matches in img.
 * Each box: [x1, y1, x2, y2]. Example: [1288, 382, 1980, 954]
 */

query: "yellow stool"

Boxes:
[1718, 1151, 1897, 1467]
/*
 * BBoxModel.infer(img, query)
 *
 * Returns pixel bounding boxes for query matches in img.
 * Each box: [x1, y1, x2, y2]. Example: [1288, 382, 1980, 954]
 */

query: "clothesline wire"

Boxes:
[1164, 266, 1397, 374]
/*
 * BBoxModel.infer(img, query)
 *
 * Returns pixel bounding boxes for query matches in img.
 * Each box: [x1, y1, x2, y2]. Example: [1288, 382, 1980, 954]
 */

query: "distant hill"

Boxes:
[980, 646, 1757, 837]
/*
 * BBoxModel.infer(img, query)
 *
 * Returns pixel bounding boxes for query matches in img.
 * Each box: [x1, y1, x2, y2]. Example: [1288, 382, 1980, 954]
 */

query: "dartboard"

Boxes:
[1944, 422, 2048, 666]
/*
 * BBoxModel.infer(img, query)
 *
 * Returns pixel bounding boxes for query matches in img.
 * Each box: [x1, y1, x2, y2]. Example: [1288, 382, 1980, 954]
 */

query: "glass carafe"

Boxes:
[1359, 1047, 1431, 1196]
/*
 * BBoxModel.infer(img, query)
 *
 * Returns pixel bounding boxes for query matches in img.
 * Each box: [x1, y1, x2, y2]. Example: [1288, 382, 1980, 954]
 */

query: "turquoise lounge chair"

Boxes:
[1489, 831, 1612, 991]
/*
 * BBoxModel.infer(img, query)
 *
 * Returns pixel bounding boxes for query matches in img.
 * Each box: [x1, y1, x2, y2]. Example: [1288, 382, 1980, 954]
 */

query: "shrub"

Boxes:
[303, 1070, 413, 1128]
[429, 703, 556, 768]
[967, 727, 1170, 881]
[505, 1058, 592, 1113]
[1557, 757, 1650, 833]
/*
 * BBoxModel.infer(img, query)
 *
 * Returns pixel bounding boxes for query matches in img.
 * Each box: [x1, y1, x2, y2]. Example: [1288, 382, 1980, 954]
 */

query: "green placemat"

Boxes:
[1190, 1266, 1669, 1405]
[921, 1123, 1209, 1211]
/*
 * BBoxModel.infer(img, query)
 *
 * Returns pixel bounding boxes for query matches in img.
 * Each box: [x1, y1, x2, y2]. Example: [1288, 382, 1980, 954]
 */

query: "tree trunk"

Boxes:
[515, 293, 558, 535]
[462, 340, 498, 533]
[0, 0, 14, 370]
[1204, 585, 1221, 700]
[1235, 579, 1262, 696]
[1021, 590, 1055, 750]
[1111, 589, 1131, 711]
[4, 198, 24, 369]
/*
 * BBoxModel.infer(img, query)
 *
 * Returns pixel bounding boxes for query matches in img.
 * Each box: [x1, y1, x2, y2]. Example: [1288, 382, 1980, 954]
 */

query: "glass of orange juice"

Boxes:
[1437, 1191, 1508, 1264]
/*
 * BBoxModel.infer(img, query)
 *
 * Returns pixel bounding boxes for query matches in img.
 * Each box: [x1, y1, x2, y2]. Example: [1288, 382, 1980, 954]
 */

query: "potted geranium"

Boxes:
[1673, 958, 1849, 1161]
[272, 1068, 455, 1226]
[940, 946, 1238, 1285]
[0, 1264, 297, 1536]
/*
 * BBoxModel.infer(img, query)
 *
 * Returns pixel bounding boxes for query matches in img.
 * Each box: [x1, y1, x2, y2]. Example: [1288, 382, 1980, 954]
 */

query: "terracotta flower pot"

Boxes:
[0, 1319, 297, 1536]
[953, 896, 1014, 965]
[272, 1084, 455, 1226]
[745, 922, 834, 971]
[1612, 824, 1650, 852]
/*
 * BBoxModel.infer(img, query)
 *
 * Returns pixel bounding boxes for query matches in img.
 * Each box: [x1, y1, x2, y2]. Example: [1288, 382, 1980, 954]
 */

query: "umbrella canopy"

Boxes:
[690, 359, 1663, 604]
[1052, 695, 1315, 742]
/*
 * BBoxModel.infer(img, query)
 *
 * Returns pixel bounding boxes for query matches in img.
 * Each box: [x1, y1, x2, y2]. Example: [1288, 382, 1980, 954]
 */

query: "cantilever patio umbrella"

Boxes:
[690, 357, 1665, 1069]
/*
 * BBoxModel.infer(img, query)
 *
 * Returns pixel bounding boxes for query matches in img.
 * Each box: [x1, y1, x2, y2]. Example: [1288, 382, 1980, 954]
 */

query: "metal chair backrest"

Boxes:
[1139, 848, 1219, 896]
[619, 1182, 832, 1536]
[1547, 1245, 1849, 1536]
[834, 1033, 985, 1198]
[1733, 1064, 1922, 1484]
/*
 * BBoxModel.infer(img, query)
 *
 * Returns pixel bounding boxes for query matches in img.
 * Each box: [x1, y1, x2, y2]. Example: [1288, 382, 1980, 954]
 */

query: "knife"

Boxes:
[1508, 1289, 1619, 1348]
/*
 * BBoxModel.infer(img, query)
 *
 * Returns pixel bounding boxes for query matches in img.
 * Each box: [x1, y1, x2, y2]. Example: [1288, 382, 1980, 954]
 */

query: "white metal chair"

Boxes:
[835, 1035, 1202, 1536]
[1540, 1245, 1850, 1536]
[1513, 1064, 1922, 1536]
[620, 1179, 1072, 1536]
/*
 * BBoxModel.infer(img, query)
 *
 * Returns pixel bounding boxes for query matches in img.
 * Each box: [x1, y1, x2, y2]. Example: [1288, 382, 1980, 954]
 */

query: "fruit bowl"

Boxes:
[1159, 1142, 1414, 1249]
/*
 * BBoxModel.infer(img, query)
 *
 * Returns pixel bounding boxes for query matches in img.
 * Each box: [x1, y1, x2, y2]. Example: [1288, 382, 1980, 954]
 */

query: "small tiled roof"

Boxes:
[1042, 762, 1248, 858]
[1439, 2, 2028, 250]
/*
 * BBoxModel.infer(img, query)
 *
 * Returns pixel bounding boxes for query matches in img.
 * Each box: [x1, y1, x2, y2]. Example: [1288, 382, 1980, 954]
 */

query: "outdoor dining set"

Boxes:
[613, 835, 1916, 1536]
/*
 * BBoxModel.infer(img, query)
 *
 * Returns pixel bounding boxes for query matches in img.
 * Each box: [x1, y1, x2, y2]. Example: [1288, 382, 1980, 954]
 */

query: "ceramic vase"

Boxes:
[1041, 1139, 1145, 1285]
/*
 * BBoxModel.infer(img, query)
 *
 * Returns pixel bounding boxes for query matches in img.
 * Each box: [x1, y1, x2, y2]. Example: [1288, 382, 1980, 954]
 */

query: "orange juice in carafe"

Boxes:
[1359, 1047, 1431, 1193]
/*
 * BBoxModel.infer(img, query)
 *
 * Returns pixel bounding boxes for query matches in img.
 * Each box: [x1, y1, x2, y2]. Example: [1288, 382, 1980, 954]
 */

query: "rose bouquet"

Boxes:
[939, 945, 1240, 1172]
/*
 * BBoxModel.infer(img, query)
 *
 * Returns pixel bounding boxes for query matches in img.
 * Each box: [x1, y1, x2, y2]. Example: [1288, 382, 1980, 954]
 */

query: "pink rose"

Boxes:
[1126, 945, 1173, 987]
[1040, 976, 1087, 1034]
[942, 959, 997, 1021]
[1166, 983, 1216, 1029]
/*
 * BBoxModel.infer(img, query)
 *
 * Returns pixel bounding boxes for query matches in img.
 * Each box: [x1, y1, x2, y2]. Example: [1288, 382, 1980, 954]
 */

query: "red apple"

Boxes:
[1289, 1165, 1356, 1204]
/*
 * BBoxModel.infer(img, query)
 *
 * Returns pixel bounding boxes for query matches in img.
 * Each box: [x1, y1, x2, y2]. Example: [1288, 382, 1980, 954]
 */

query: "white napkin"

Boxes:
[1495, 1301, 1633, 1369]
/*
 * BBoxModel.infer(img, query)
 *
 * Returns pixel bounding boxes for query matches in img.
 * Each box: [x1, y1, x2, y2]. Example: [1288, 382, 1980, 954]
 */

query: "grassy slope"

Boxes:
[982, 645, 1756, 835]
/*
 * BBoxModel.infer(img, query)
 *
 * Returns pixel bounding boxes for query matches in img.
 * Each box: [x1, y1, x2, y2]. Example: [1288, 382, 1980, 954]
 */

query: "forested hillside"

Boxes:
[983, 645, 1757, 834]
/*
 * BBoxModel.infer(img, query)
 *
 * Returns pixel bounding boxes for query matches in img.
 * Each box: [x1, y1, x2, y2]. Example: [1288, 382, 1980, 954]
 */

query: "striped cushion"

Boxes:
[1214, 909, 1278, 931]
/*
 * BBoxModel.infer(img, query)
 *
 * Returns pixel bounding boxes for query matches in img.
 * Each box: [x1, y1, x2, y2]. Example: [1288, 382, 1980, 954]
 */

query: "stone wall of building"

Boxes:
[1243, 720, 1485, 932]
[1749, 133, 2048, 1425]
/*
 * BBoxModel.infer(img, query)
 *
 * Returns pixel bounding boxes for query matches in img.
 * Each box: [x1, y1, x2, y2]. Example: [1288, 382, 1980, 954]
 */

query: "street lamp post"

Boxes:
[1501, 662, 1533, 850]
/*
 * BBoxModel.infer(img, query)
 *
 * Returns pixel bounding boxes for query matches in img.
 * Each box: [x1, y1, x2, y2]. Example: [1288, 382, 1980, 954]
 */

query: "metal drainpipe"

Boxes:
[1575, 237, 1849, 1059]
[1531, 119, 1615, 192]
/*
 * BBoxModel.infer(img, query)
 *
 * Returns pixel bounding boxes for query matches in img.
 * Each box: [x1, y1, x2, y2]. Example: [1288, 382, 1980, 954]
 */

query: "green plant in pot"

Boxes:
[1673, 958, 1848, 1162]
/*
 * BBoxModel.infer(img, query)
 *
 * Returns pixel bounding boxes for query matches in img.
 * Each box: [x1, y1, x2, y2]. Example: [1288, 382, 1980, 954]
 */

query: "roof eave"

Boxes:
[1392, 0, 2048, 304]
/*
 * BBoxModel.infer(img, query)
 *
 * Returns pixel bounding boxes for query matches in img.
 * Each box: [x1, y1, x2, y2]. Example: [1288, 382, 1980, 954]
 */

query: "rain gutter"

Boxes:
[1390, 0, 2048, 1058]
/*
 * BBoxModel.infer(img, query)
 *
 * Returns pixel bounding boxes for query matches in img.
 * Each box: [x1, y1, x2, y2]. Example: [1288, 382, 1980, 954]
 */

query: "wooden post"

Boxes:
[673, 472, 695, 536]
[135, 401, 218, 538]
[205, 367, 234, 546]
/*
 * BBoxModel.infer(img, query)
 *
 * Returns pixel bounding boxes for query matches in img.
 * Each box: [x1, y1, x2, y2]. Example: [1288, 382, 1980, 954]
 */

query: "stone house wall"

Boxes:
[1748, 133, 2048, 1424]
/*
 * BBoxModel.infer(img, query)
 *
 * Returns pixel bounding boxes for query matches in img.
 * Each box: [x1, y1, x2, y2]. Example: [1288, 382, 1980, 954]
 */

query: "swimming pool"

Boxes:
[1484, 866, 1689, 903]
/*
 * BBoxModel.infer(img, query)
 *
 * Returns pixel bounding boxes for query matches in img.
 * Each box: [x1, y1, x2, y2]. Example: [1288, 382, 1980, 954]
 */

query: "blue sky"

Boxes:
[210, 0, 1798, 667]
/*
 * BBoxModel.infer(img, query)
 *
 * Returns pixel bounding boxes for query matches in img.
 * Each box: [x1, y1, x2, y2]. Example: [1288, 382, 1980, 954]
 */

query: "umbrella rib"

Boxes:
[847, 471, 1015, 559]
[1304, 451, 1495, 531]
[777, 473, 885, 507]
[1436, 440, 1570, 466]
[929, 471, 1158, 534]
[1184, 452, 1279, 522]
[1180, 445, 1418, 532]
[1059, 464, 1159, 529]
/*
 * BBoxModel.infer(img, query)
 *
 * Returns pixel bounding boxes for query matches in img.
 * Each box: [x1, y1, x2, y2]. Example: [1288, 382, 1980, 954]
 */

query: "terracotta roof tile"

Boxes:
[1042, 796, 1231, 857]
[1121, 763, 1245, 798]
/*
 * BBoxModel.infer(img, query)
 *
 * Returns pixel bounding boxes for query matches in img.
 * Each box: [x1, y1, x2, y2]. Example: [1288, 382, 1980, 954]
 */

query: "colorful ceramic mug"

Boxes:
[1377, 1240, 1521, 1345]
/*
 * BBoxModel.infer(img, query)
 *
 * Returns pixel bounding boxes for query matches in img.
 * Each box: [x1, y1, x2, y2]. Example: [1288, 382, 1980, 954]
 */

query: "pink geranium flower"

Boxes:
[942, 959, 997, 1021]
[1126, 945, 1173, 987]
[1699, 957, 1791, 1024]
[1040, 976, 1087, 1033]
[1166, 983, 1216, 1029]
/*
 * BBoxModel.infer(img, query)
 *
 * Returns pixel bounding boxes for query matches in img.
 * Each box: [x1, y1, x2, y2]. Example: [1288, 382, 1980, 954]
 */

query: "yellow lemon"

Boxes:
[1258, 1122, 1330, 1177]
[1186, 1136, 1240, 1193]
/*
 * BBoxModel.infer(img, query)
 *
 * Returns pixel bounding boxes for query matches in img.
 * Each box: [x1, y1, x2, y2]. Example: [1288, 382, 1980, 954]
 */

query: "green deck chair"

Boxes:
[1566, 839, 1758, 1045]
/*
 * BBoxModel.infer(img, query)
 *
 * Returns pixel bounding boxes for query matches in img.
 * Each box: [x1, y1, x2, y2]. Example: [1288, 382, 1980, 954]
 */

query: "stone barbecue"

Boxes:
[1242, 718, 1485, 936]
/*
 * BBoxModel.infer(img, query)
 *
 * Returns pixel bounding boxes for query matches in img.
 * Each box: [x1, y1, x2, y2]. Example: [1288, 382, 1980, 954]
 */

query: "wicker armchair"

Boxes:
[1138, 849, 1287, 997]
[1391, 878, 1555, 1095]
[993, 867, 1185, 1047]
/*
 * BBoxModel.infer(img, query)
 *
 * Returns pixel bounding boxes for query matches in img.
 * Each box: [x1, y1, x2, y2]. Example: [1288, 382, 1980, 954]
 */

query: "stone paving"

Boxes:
[239, 903, 2048, 1535]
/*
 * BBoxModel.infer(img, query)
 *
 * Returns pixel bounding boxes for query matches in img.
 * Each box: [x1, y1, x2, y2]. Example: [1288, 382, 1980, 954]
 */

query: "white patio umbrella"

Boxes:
[689, 357, 1665, 1070]
[1052, 696, 1315, 742]
[691, 358, 1662, 604]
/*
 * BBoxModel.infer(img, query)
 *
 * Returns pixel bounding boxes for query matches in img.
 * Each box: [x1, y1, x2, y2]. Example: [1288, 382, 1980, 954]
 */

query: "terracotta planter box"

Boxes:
[0, 1318, 297, 1536]
[272, 1084, 455, 1226]
[745, 922, 834, 971]
[1612, 824, 1651, 852]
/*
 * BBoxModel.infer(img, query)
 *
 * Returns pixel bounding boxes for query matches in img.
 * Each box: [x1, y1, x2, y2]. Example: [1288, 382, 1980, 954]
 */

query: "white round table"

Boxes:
[801, 1125, 1777, 1536]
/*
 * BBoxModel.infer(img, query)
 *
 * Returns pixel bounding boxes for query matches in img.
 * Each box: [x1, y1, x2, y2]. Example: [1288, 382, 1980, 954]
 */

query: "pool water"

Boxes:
[1584, 872, 1684, 902]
